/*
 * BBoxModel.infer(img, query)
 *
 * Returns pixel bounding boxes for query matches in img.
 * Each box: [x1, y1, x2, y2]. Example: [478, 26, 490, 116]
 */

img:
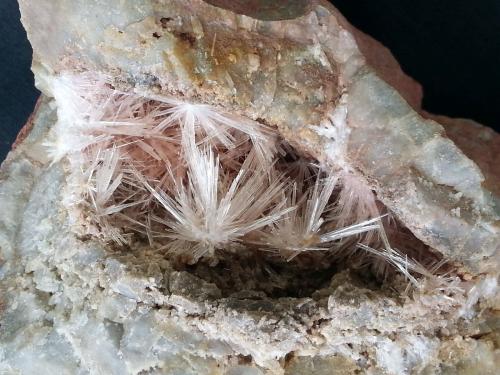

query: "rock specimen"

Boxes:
[1, 0, 499, 374]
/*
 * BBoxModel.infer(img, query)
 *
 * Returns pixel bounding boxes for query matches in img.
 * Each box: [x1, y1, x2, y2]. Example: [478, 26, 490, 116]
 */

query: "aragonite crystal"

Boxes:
[1, 1, 499, 374]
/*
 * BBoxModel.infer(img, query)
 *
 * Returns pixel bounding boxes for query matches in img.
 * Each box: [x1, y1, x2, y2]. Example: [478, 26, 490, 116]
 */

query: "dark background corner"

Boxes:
[333, 0, 500, 131]
[1, 0, 499, 161]
[0, 0, 40, 161]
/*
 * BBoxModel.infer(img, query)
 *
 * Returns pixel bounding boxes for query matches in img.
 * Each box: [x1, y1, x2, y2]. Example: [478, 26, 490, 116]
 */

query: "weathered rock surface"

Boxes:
[1, 1, 499, 374]
[426, 114, 500, 197]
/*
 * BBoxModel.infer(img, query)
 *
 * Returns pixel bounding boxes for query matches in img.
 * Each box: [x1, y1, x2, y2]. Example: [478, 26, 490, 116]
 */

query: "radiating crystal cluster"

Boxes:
[0, 1, 498, 374]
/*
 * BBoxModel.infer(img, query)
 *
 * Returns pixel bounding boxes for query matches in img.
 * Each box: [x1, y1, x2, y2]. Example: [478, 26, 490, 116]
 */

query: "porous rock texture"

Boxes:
[0, 0, 499, 374]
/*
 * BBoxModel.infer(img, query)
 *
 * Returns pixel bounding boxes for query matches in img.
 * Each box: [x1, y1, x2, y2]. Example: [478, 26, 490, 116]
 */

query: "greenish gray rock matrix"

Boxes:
[1, 1, 499, 374]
